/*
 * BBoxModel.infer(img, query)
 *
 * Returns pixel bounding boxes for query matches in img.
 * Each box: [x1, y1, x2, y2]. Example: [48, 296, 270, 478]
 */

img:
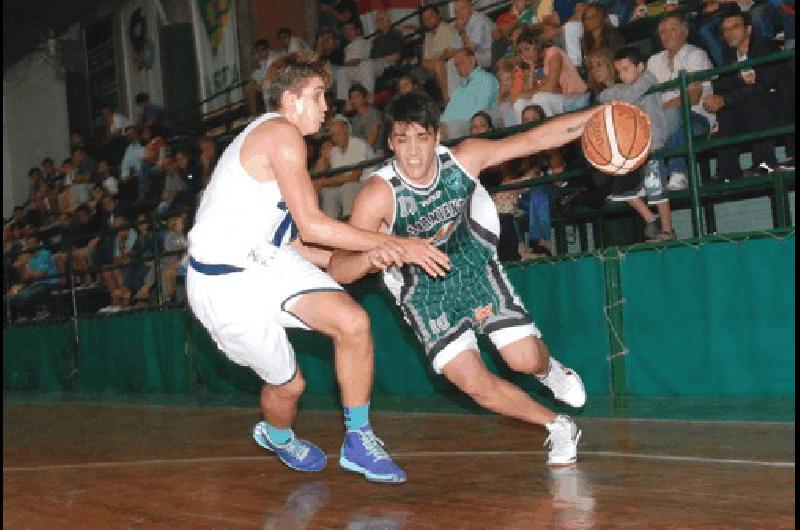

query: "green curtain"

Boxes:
[621, 236, 795, 396]
[3, 321, 74, 392]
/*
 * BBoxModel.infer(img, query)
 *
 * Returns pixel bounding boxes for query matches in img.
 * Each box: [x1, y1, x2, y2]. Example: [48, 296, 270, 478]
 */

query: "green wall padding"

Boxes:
[3, 321, 74, 392]
[75, 310, 193, 394]
[621, 236, 795, 396]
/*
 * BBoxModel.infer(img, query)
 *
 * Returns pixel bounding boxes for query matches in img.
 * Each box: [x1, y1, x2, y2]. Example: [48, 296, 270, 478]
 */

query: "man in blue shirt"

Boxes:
[441, 48, 499, 139]
[9, 235, 59, 320]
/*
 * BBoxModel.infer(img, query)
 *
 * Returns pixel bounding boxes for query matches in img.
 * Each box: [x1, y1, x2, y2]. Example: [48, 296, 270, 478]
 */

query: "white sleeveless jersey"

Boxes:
[189, 113, 298, 268]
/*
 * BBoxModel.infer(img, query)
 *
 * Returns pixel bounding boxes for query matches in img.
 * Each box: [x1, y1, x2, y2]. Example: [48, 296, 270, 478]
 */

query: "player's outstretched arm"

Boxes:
[452, 104, 610, 176]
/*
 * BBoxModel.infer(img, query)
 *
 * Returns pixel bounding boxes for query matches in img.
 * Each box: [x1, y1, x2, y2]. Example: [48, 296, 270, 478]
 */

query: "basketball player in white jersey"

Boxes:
[187, 54, 450, 483]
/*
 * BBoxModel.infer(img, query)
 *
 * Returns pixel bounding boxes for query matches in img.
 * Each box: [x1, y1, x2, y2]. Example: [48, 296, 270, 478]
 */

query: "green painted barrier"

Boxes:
[3, 237, 795, 401]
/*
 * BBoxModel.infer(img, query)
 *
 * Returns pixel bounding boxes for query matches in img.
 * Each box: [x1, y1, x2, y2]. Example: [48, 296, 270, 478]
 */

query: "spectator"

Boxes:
[585, 47, 618, 101]
[599, 46, 675, 241]
[6, 206, 26, 229]
[519, 104, 556, 256]
[580, 3, 627, 62]
[276, 27, 312, 57]
[317, 0, 361, 35]
[491, 12, 521, 70]
[118, 126, 146, 205]
[41, 158, 60, 186]
[446, 0, 494, 99]
[441, 48, 500, 139]
[96, 160, 119, 196]
[694, 0, 742, 67]
[419, 5, 461, 100]
[369, 9, 406, 81]
[511, 28, 590, 126]
[245, 39, 273, 116]
[336, 21, 374, 101]
[135, 92, 173, 137]
[347, 84, 384, 155]
[69, 131, 87, 152]
[135, 135, 167, 211]
[161, 213, 188, 302]
[8, 234, 59, 320]
[395, 73, 420, 95]
[27, 167, 47, 207]
[312, 114, 374, 219]
[71, 147, 98, 183]
[193, 135, 218, 193]
[127, 214, 156, 306]
[315, 28, 345, 81]
[96, 215, 136, 312]
[750, 0, 788, 41]
[647, 13, 715, 191]
[156, 155, 190, 218]
[702, 10, 795, 181]
[98, 103, 131, 164]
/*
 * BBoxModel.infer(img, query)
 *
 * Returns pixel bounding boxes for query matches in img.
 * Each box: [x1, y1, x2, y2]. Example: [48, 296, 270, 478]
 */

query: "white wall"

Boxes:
[2, 48, 70, 217]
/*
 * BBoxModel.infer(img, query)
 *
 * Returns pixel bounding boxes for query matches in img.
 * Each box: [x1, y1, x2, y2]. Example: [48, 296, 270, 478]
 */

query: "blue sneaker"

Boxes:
[253, 421, 327, 472]
[339, 426, 406, 483]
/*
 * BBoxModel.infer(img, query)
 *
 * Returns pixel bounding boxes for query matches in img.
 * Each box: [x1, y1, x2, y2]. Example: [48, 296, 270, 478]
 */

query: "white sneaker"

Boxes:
[667, 172, 688, 190]
[544, 415, 581, 465]
[539, 358, 587, 408]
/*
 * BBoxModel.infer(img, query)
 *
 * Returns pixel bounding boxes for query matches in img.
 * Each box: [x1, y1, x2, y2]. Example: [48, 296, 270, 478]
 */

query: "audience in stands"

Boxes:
[419, 5, 461, 100]
[447, 0, 494, 100]
[369, 9, 407, 83]
[8, 234, 59, 320]
[347, 84, 385, 155]
[600, 46, 675, 242]
[702, 9, 795, 181]
[647, 13, 715, 191]
[245, 39, 272, 115]
[585, 47, 618, 100]
[161, 213, 189, 303]
[336, 21, 375, 101]
[520, 104, 555, 256]
[312, 114, 374, 219]
[317, 0, 362, 35]
[580, 4, 627, 63]
[135, 92, 172, 138]
[441, 48, 499, 139]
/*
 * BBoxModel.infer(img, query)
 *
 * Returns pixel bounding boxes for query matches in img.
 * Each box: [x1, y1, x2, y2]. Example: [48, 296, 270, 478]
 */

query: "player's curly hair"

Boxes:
[264, 52, 331, 110]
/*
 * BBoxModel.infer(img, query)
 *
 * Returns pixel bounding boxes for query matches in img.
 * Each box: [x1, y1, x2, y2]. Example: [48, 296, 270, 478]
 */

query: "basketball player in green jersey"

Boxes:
[328, 91, 610, 465]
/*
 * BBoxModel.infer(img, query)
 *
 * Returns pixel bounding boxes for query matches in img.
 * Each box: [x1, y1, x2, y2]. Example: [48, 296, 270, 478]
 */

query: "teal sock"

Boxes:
[265, 423, 293, 445]
[344, 403, 370, 431]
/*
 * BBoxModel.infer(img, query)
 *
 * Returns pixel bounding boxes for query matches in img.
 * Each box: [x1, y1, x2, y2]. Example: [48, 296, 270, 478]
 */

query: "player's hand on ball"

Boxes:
[393, 237, 451, 278]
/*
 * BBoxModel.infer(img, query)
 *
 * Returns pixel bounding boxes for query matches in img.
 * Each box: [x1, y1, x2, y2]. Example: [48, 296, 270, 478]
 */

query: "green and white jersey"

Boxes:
[374, 145, 532, 358]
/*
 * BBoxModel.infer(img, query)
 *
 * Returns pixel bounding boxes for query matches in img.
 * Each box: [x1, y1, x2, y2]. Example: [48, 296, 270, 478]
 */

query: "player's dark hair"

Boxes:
[384, 91, 441, 135]
[264, 53, 331, 109]
[614, 46, 646, 66]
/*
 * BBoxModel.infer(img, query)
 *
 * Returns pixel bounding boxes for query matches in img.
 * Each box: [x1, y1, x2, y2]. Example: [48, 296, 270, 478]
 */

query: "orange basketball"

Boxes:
[581, 101, 652, 176]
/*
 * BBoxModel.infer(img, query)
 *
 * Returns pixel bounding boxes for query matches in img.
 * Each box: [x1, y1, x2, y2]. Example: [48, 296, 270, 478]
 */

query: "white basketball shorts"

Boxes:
[187, 245, 343, 385]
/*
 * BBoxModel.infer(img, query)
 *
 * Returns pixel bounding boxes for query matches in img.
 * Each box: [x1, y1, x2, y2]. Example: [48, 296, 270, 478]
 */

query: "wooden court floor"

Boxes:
[3, 402, 795, 529]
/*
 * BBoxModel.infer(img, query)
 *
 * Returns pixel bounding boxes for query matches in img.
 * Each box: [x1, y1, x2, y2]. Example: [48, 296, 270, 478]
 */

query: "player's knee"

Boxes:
[456, 370, 496, 403]
[333, 304, 370, 341]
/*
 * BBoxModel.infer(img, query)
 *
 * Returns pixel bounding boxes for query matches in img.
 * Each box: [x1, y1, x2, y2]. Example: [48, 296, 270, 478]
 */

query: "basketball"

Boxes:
[581, 101, 652, 176]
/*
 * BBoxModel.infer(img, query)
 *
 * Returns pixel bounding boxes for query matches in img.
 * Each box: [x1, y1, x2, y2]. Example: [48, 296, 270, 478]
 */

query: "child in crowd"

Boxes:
[598, 46, 675, 242]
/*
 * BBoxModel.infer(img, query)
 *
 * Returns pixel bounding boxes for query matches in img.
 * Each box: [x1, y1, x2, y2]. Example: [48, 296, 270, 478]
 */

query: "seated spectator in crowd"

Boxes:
[161, 213, 189, 302]
[135, 92, 173, 137]
[193, 135, 218, 193]
[119, 126, 146, 204]
[317, 0, 362, 35]
[749, 0, 789, 41]
[347, 84, 385, 155]
[647, 13, 715, 191]
[96, 160, 119, 196]
[97, 194, 131, 233]
[41, 158, 60, 186]
[98, 103, 131, 164]
[312, 115, 374, 219]
[8, 234, 59, 320]
[68, 206, 100, 285]
[585, 47, 618, 102]
[58, 171, 93, 213]
[156, 154, 191, 218]
[71, 147, 97, 183]
[519, 104, 556, 256]
[511, 28, 590, 126]
[580, 3, 627, 64]
[86, 184, 107, 214]
[446, 0, 494, 99]
[441, 48, 499, 139]
[369, 9, 407, 79]
[395, 73, 420, 95]
[96, 215, 137, 312]
[315, 29, 345, 93]
[600, 47, 675, 242]
[135, 135, 167, 211]
[275, 27, 312, 58]
[491, 12, 520, 70]
[126, 214, 156, 306]
[336, 21, 375, 101]
[27, 167, 47, 208]
[695, 0, 742, 67]
[544, 0, 587, 67]
[419, 5, 461, 100]
[69, 131, 87, 152]
[245, 39, 273, 115]
[5, 206, 27, 230]
[702, 9, 795, 181]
